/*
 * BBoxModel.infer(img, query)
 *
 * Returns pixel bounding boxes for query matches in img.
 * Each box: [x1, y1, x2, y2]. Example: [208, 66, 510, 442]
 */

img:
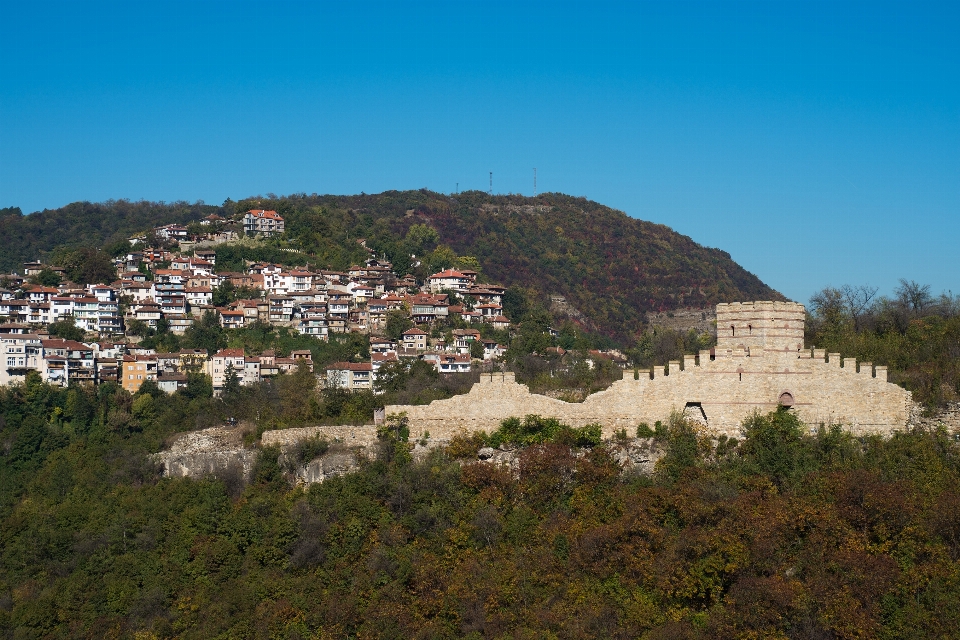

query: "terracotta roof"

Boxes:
[214, 348, 246, 357]
[428, 269, 467, 279]
[326, 361, 373, 372]
[246, 209, 284, 220]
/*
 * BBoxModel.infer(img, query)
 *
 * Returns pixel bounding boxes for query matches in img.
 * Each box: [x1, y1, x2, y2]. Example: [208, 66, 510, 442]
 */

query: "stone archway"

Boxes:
[778, 391, 795, 408]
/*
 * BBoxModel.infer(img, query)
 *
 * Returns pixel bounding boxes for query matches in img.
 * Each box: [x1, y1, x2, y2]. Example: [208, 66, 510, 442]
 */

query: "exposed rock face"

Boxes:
[909, 402, 960, 431]
[290, 450, 361, 484]
[468, 439, 663, 476]
[607, 438, 663, 475]
[155, 426, 258, 481]
[646, 308, 717, 336]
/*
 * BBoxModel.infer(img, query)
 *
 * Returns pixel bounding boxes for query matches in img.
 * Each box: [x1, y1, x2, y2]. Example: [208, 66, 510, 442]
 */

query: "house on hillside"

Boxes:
[325, 362, 373, 390]
[427, 269, 474, 293]
[243, 209, 285, 237]
[401, 327, 428, 352]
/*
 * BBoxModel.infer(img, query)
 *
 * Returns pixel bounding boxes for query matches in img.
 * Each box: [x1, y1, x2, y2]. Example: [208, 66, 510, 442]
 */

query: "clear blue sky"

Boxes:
[2, 1, 958, 304]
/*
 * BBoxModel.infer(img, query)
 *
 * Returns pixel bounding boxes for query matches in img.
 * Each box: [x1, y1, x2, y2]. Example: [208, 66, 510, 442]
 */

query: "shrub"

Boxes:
[636, 422, 655, 438]
[487, 415, 602, 449]
[445, 430, 488, 458]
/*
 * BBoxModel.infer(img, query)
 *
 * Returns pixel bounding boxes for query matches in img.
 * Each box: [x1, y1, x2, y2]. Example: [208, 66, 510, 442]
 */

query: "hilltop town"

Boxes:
[1, 208, 630, 395]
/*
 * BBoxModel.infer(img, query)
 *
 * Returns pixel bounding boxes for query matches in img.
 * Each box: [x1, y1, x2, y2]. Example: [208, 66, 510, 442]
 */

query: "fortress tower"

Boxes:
[715, 301, 805, 355]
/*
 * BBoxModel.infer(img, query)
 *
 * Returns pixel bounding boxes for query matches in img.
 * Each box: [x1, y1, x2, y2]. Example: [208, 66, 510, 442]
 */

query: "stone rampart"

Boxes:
[261, 424, 379, 449]
[387, 302, 914, 440]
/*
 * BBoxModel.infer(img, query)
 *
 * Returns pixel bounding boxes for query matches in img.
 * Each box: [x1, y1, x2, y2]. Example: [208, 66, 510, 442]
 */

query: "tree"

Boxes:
[836, 284, 879, 331]
[47, 318, 84, 341]
[738, 407, 812, 490]
[35, 269, 61, 286]
[212, 280, 236, 307]
[374, 360, 409, 394]
[222, 366, 241, 398]
[180, 372, 213, 399]
[385, 310, 413, 341]
[403, 224, 439, 257]
[126, 319, 151, 337]
[184, 311, 227, 354]
[896, 279, 933, 315]
[470, 339, 485, 359]
[57, 247, 116, 285]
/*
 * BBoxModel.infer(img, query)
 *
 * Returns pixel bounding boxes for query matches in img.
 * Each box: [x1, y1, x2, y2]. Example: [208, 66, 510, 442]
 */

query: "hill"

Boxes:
[0, 200, 221, 273]
[1, 191, 783, 340]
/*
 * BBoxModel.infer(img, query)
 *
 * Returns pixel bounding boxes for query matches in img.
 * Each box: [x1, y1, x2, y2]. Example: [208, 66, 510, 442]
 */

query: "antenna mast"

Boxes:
[533, 168, 537, 197]
[489, 172, 493, 196]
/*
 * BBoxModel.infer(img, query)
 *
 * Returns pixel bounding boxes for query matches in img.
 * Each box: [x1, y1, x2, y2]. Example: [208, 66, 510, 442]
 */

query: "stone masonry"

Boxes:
[387, 301, 914, 440]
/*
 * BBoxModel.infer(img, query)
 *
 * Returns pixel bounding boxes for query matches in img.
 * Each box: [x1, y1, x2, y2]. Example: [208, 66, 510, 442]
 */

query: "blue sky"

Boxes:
[1, 1, 958, 304]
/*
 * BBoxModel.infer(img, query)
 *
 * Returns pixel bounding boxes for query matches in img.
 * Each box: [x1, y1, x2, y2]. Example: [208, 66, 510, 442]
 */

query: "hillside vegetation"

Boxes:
[1, 191, 782, 340]
[3, 376, 960, 638]
[0, 201, 217, 273]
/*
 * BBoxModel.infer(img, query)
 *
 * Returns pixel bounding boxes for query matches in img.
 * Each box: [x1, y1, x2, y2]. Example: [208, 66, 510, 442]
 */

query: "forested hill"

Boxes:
[0, 201, 218, 273]
[416, 192, 782, 336]
[0, 191, 783, 339]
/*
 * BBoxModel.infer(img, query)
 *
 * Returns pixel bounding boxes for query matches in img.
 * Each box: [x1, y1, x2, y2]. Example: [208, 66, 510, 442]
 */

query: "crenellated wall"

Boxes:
[386, 301, 913, 440]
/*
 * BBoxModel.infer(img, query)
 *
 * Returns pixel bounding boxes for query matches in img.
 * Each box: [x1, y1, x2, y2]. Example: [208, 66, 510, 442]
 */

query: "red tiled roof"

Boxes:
[247, 209, 284, 220]
[428, 269, 467, 279]
[214, 348, 246, 357]
[326, 361, 373, 372]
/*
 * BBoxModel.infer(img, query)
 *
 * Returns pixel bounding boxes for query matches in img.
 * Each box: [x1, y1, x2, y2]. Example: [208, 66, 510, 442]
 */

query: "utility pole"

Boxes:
[533, 168, 537, 197]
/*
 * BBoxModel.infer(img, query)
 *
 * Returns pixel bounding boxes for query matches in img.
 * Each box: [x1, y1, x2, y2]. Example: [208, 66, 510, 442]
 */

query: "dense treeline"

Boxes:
[807, 280, 960, 408]
[0, 200, 220, 273]
[3, 373, 960, 637]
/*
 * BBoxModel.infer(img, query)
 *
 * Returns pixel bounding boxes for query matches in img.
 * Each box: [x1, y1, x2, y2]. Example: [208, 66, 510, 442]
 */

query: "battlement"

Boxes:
[477, 371, 516, 384]
[716, 300, 805, 354]
[384, 300, 911, 440]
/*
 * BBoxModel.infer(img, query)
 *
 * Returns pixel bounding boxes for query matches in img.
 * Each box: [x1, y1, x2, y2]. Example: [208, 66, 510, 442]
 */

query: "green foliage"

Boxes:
[629, 326, 716, 368]
[285, 436, 330, 469]
[46, 318, 84, 341]
[512, 351, 623, 401]
[3, 381, 960, 638]
[486, 414, 603, 449]
[125, 318, 150, 337]
[469, 338, 485, 359]
[384, 309, 413, 341]
[222, 366, 241, 397]
[654, 411, 711, 483]
[50, 247, 116, 284]
[737, 407, 815, 490]
[636, 422, 655, 438]
[34, 268, 61, 286]
[182, 311, 226, 354]
[0, 199, 217, 273]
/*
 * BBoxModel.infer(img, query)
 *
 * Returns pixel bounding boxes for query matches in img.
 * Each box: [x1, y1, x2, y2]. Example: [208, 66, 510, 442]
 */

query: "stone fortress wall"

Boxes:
[386, 301, 914, 440]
